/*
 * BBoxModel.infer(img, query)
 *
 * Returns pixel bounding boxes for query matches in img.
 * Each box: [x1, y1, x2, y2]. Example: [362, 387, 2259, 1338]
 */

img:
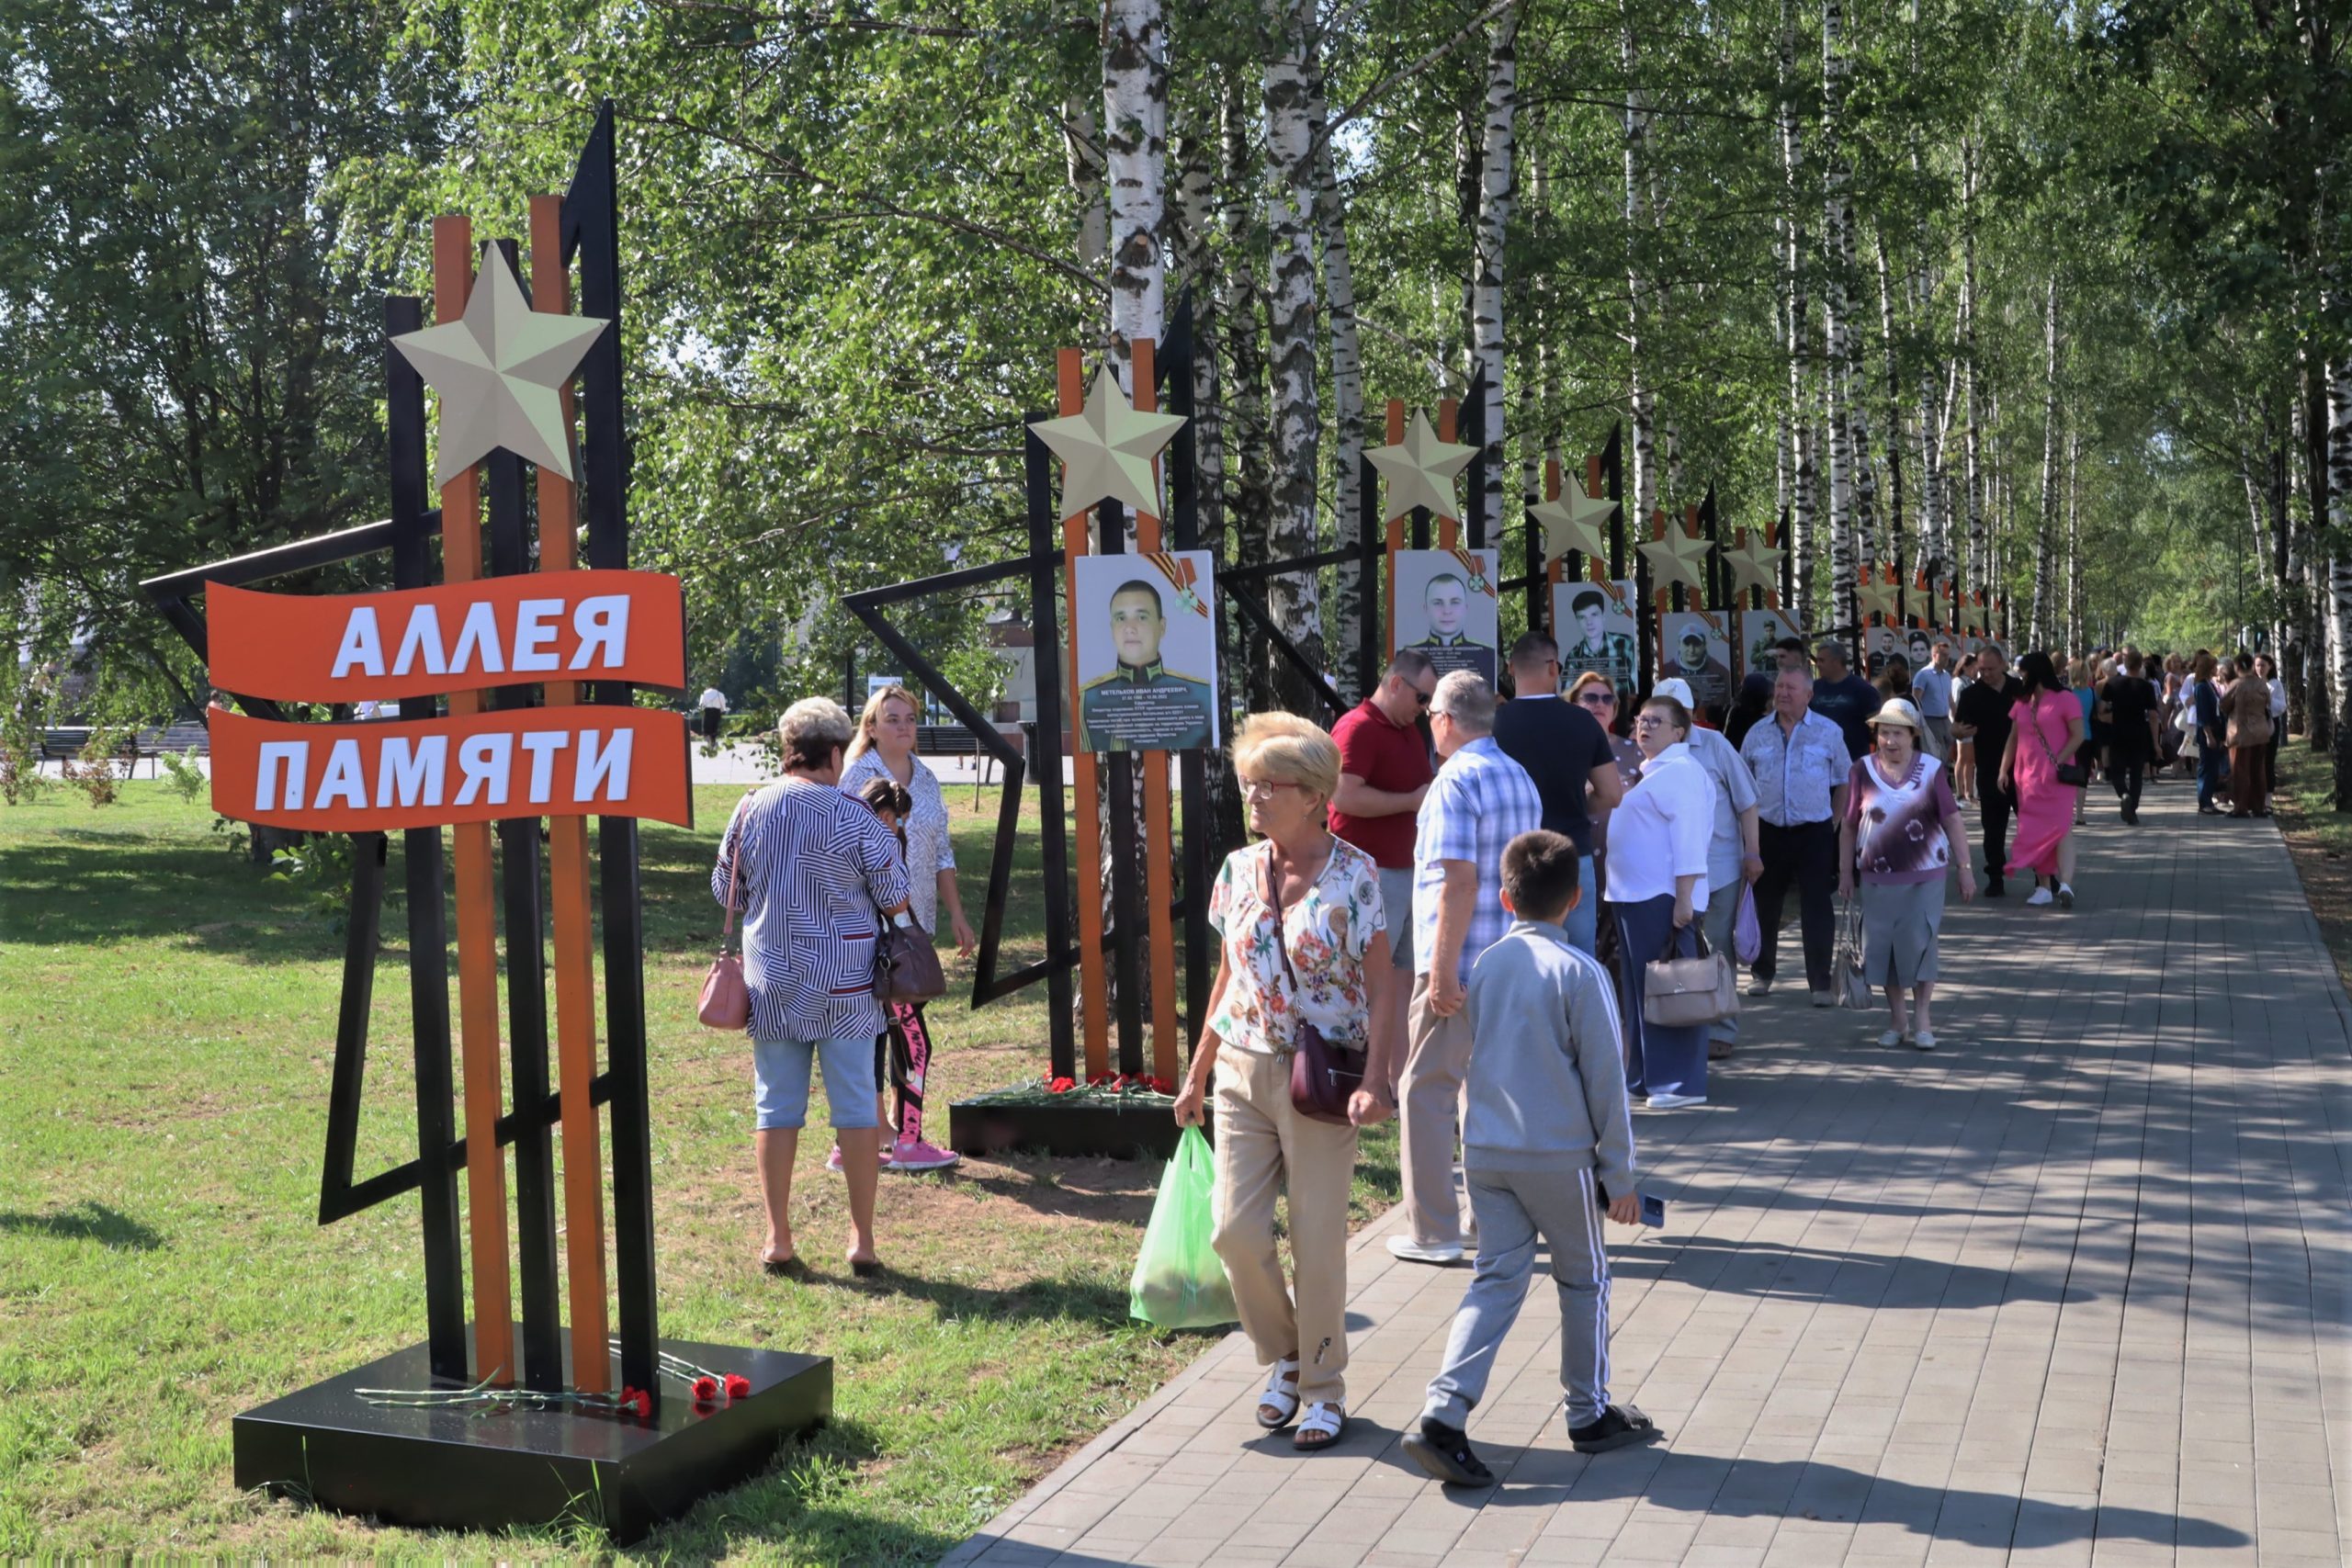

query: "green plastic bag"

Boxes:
[1128, 1126, 1238, 1328]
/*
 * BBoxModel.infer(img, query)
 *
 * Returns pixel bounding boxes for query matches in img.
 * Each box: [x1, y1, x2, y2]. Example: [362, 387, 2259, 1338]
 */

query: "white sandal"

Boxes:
[1255, 1357, 1300, 1429]
[1294, 1398, 1347, 1450]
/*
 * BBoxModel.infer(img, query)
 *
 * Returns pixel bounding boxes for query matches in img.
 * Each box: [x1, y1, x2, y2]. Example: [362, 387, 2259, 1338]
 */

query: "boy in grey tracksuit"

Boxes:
[1402, 829, 1665, 1487]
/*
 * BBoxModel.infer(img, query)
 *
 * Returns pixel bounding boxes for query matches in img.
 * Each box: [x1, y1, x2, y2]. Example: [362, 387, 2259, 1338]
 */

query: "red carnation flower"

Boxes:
[1147, 1076, 1175, 1095]
[724, 1373, 752, 1399]
[1046, 1077, 1077, 1094]
[1087, 1073, 1114, 1088]
[692, 1375, 720, 1403]
[629, 1388, 653, 1419]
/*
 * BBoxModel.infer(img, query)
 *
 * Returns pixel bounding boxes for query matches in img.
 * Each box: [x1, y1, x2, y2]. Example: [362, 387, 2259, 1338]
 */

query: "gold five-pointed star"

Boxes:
[1033, 366, 1188, 521]
[392, 249, 608, 487]
[1366, 410, 1477, 522]
[1638, 525, 1713, 593]
[1528, 472, 1617, 561]
[1724, 532, 1784, 597]
[1855, 573, 1904, 623]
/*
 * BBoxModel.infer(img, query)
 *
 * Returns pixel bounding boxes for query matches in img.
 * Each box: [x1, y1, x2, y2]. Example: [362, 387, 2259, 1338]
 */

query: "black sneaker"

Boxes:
[1402, 1417, 1496, 1487]
[1568, 1404, 1665, 1454]
[1984, 877, 2006, 897]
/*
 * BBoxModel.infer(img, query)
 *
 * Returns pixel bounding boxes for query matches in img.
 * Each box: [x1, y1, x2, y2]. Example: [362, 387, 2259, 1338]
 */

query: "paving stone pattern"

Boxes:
[943, 780, 2350, 1567]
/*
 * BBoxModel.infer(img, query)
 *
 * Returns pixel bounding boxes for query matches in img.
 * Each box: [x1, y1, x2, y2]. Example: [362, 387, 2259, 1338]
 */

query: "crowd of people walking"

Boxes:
[703, 627, 2277, 1474]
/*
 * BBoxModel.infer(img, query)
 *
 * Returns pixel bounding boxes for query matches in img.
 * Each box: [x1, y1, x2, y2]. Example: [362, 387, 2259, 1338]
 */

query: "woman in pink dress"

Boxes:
[1997, 649, 2086, 908]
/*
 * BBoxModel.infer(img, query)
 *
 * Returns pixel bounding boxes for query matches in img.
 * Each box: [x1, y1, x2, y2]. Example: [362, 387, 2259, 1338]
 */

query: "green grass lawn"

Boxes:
[0, 780, 1396, 1561]
[2266, 740, 2352, 990]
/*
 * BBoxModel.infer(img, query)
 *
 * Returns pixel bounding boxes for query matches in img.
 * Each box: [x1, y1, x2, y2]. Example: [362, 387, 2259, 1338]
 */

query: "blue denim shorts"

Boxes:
[752, 1034, 880, 1131]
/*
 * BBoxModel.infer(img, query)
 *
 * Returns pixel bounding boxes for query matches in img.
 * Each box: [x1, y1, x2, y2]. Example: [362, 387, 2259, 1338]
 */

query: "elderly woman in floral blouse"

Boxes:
[1172, 712, 1396, 1454]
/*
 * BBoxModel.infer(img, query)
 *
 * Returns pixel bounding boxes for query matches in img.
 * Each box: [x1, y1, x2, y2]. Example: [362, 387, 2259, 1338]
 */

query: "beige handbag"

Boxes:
[697, 846, 750, 1029]
[1642, 919, 1739, 1028]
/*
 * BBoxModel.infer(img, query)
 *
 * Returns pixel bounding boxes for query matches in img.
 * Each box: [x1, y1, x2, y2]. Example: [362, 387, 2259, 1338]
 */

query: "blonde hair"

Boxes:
[843, 683, 920, 764]
[1230, 712, 1340, 806]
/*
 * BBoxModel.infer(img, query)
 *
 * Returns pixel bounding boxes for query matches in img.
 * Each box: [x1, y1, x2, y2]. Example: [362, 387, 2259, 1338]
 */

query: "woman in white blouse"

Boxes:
[840, 685, 978, 1173]
[1602, 694, 1719, 1111]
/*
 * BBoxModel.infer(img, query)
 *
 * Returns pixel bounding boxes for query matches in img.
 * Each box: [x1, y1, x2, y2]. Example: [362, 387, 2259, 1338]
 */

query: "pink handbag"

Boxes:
[698, 845, 749, 1030]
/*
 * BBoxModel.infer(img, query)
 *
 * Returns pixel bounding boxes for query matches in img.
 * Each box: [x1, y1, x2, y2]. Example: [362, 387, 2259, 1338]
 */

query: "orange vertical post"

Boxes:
[1058, 350, 1110, 1079]
[1130, 341, 1181, 1083]
[432, 216, 513, 1387]
[529, 194, 609, 1393]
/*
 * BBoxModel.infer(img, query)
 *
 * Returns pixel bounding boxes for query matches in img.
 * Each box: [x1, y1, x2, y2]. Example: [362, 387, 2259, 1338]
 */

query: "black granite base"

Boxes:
[232, 1328, 830, 1544]
[947, 1095, 1204, 1160]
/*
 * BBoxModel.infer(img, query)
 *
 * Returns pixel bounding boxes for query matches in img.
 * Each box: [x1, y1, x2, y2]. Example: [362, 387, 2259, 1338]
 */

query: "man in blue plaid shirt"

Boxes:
[1392, 671, 1543, 1267]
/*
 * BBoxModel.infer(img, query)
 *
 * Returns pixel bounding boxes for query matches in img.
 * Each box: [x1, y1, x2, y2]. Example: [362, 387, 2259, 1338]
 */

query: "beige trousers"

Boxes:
[1210, 1047, 1360, 1403]
[1398, 971, 1475, 1248]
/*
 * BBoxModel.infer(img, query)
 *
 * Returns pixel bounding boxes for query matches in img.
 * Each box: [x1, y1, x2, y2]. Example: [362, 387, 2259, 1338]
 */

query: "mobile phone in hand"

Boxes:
[1638, 1192, 1666, 1228]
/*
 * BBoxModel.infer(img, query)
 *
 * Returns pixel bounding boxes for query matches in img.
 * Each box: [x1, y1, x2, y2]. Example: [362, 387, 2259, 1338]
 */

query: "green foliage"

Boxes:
[159, 748, 209, 806]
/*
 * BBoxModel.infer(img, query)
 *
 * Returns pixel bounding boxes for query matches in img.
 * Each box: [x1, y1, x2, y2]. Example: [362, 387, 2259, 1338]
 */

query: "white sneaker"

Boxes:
[1878, 1029, 1906, 1048]
[2025, 886, 2054, 907]
[1645, 1092, 1707, 1110]
[1387, 1235, 1466, 1266]
[1912, 1031, 1938, 1051]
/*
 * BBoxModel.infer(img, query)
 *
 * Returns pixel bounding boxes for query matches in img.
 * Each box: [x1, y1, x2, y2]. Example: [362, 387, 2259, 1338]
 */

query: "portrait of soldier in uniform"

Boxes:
[1669, 621, 1732, 719]
[1079, 577, 1215, 752]
[1560, 584, 1638, 694]
[1401, 570, 1497, 684]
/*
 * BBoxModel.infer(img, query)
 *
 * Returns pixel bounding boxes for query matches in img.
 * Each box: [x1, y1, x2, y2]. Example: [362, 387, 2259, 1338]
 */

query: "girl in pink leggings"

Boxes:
[832, 777, 961, 1173]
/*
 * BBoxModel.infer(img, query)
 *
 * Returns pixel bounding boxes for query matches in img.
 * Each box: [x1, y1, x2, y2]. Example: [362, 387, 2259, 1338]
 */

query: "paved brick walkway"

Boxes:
[943, 777, 2351, 1568]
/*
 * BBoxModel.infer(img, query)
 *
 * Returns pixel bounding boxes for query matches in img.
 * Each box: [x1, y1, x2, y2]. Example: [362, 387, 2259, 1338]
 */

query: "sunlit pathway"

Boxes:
[943, 773, 2350, 1568]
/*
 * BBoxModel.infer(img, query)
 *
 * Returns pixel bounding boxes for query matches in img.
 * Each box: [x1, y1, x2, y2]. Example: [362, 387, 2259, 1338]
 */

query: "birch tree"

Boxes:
[1102, 0, 1167, 392]
[1470, 3, 1521, 552]
[1310, 73, 1364, 697]
[1262, 0, 1322, 710]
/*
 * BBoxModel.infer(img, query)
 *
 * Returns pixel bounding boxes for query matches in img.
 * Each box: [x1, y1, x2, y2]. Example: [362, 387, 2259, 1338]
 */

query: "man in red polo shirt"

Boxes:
[1331, 649, 1438, 1087]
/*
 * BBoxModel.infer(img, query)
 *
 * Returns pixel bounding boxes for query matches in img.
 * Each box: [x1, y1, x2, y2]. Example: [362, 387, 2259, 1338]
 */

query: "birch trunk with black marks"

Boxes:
[1262, 0, 1323, 712]
[1873, 230, 1909, 570]
[1102, 0, 1166, 394]
[2030, 275, 2058, 649]
[1960, 137, 1986, 592]
[2329, 352, 2352, 805]
[1065, 96, 1107, 278]
[1819, 0, 1856, 639]
[1779, 0, 1816, 620]
[1623, 6, 1659, 544]
[1310, 73, 1365, 700]
[2064, 428, 2082, 651]
[1171, 116, 1223, 552]
[1221, 74, 1273, 720]
[1471, 3, 1520, 561]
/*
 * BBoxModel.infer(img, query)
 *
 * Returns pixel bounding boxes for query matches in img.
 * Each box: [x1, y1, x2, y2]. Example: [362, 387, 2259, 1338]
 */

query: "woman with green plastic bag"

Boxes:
[1169, 714, 1397, 1453]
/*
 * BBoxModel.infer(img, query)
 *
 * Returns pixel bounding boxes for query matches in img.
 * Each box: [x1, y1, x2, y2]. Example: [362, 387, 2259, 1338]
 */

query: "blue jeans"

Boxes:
[1611, 893, 1707, 1101]
[1562, 854, 1598, 956]
[2198, 745, 2227, 810]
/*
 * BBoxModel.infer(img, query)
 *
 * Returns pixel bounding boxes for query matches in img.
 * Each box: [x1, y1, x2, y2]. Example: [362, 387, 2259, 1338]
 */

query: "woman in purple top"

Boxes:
[1838, 699, 1976, 1051]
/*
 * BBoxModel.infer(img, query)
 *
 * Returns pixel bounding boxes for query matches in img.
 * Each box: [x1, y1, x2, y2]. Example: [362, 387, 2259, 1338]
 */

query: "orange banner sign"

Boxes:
[209, 706, 693, 831]
[206, 571, 685, 703]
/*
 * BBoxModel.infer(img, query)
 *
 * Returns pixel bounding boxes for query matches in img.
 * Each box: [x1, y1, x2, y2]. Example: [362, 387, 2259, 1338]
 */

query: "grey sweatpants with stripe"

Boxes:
[1421, 1165, 1612, 1430]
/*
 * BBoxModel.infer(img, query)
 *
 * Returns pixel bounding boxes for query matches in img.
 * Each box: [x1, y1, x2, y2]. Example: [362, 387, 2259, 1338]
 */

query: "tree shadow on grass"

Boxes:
[640, 1416, 968, 1567]
[0, 840, 339, 963]
[0, 1200, 164, 1251]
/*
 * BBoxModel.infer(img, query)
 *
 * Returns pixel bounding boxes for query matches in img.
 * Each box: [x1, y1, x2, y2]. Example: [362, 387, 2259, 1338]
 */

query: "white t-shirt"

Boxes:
[698, 688, 728, 711]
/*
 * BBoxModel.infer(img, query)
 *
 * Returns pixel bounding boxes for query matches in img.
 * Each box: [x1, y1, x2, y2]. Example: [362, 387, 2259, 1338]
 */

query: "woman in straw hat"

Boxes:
[1837, 698, 1976, 1051]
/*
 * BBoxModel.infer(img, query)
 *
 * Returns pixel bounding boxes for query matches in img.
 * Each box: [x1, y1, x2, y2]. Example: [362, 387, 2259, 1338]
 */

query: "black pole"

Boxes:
[566, 98, 658, 1401]
[1023, 420, 1079, 1080]
[484, 433, 563, 1393]
[1096, 495, 1146, 1077]
[1160, 305, 1213, 1041]
[383, 293, 467, 1379]
[1359, 452, 1382, 697]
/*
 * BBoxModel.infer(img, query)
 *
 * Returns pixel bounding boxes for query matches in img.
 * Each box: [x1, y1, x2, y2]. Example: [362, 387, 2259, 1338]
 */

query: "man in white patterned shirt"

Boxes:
[714, 697, 911, 1280]
[1391, 671, 1542, 1267]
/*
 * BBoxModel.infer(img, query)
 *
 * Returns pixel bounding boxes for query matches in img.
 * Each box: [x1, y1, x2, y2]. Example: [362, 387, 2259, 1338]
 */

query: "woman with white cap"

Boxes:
[1837, 698, 1975, 1050]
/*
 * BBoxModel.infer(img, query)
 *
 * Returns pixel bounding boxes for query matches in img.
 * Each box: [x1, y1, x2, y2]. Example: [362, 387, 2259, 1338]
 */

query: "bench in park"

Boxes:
[38, 720, 210, 778]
